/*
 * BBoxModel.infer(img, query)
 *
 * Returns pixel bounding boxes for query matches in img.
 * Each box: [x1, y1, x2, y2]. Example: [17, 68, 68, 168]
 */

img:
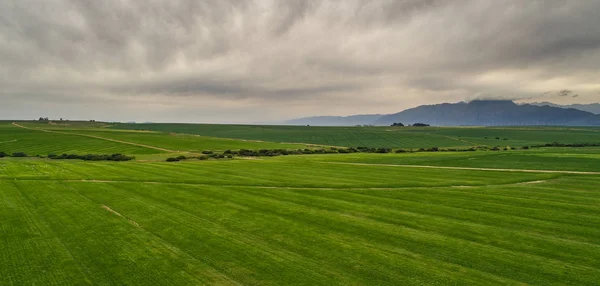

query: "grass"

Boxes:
[307, 147, 600, 172]
[109, 123, 474, 148]
[0, 122, 157, 155]
[2, 123, 600, 284]
[50, 129, 311, 152]
[110, 123, 600, 148]
[2, 152, 600, 285]
[0, 122, 310, 156]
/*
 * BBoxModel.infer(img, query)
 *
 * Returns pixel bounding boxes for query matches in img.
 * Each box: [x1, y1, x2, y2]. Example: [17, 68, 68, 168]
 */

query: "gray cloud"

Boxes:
[1, 0, 600, 123]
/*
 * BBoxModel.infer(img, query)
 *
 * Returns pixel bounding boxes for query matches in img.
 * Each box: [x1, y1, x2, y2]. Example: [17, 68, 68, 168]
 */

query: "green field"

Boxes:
[2, 122, 600, 285]
[0, 122, 157, 155]
[110, 123, 474, 148]
[110, 123, 600, 148]
[0, 122, 311, 157]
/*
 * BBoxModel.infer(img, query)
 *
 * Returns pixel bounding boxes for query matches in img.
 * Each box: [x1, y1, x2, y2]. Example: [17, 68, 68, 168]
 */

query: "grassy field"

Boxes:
[0, 122, 311, 156]
[110, 123, 600, 148]
[0, 122, 157, 155]
[110, 123, 475, 148]
[2, 122, 600, 285]
[309, 147, 600, 172]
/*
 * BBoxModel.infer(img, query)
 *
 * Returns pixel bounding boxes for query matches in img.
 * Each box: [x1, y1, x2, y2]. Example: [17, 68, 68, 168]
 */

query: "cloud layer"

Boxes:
[2, 0, 600, 122]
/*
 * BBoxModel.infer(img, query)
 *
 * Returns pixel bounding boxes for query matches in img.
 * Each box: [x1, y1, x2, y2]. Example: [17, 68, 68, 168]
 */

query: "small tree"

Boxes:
[11, 152, 28, 157]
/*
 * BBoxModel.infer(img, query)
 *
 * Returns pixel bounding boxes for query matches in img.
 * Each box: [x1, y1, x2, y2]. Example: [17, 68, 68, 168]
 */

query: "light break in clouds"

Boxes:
[1, 0, 600, 123]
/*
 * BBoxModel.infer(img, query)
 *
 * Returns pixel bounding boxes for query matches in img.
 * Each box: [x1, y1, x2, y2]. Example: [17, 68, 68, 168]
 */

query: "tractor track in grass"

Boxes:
[101, 205, 140, 227]
[322, 162, 600, 175]
[12, 122, 174, 152]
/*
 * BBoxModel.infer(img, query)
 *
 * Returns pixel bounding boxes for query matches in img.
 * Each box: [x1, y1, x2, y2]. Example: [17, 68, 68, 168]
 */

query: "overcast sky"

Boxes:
[2, 0, 600, 123]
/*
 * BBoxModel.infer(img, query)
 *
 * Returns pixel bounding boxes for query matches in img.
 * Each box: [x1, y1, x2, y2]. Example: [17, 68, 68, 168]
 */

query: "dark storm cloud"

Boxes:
[1, 0, 600, 122]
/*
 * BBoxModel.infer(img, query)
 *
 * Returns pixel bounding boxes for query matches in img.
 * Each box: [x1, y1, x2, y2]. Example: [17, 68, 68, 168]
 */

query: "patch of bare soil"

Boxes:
[48, 121, 71, 126]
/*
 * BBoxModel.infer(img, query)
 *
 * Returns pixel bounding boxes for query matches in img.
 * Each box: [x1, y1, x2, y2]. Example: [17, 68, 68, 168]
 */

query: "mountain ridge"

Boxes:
[284, 114, 383, 126]
[285, 100, 600, 126]
[527, 102, 600, 114]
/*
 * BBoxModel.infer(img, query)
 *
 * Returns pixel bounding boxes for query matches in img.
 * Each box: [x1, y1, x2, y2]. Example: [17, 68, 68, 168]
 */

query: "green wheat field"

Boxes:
[1, 121, 599, 285]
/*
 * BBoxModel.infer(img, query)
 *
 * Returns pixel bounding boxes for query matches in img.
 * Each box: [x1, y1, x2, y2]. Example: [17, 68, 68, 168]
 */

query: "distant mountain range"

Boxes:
[284, 114, 383, 126]
[285, 100, 600, 126]
[528, 102, 600, 114]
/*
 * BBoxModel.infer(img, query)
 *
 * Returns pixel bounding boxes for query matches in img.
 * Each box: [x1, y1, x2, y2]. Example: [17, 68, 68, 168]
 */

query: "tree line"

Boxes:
[391, 122, 430, 127]
[0, 152, 134, 161]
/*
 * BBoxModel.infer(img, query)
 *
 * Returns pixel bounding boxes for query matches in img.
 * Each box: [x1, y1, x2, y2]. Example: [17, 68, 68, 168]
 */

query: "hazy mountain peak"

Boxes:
[528, 102, 600, 114]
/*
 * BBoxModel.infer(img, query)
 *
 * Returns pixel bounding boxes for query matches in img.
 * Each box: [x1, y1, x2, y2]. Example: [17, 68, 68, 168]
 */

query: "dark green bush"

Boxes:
[50, 153, 134, 161]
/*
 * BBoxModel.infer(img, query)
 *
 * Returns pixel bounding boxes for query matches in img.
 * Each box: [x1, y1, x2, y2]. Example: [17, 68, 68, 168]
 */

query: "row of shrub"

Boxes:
[0, 152, 28, 158]
[165, 146, 490, 162]
[0, 152, 27, 158]
[166, 153, 235, 162]
[1, 151, 135, 161]
[48, 153, 135, 161]
[532, 142, 600, 148]
[166, 147, 399, 161]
